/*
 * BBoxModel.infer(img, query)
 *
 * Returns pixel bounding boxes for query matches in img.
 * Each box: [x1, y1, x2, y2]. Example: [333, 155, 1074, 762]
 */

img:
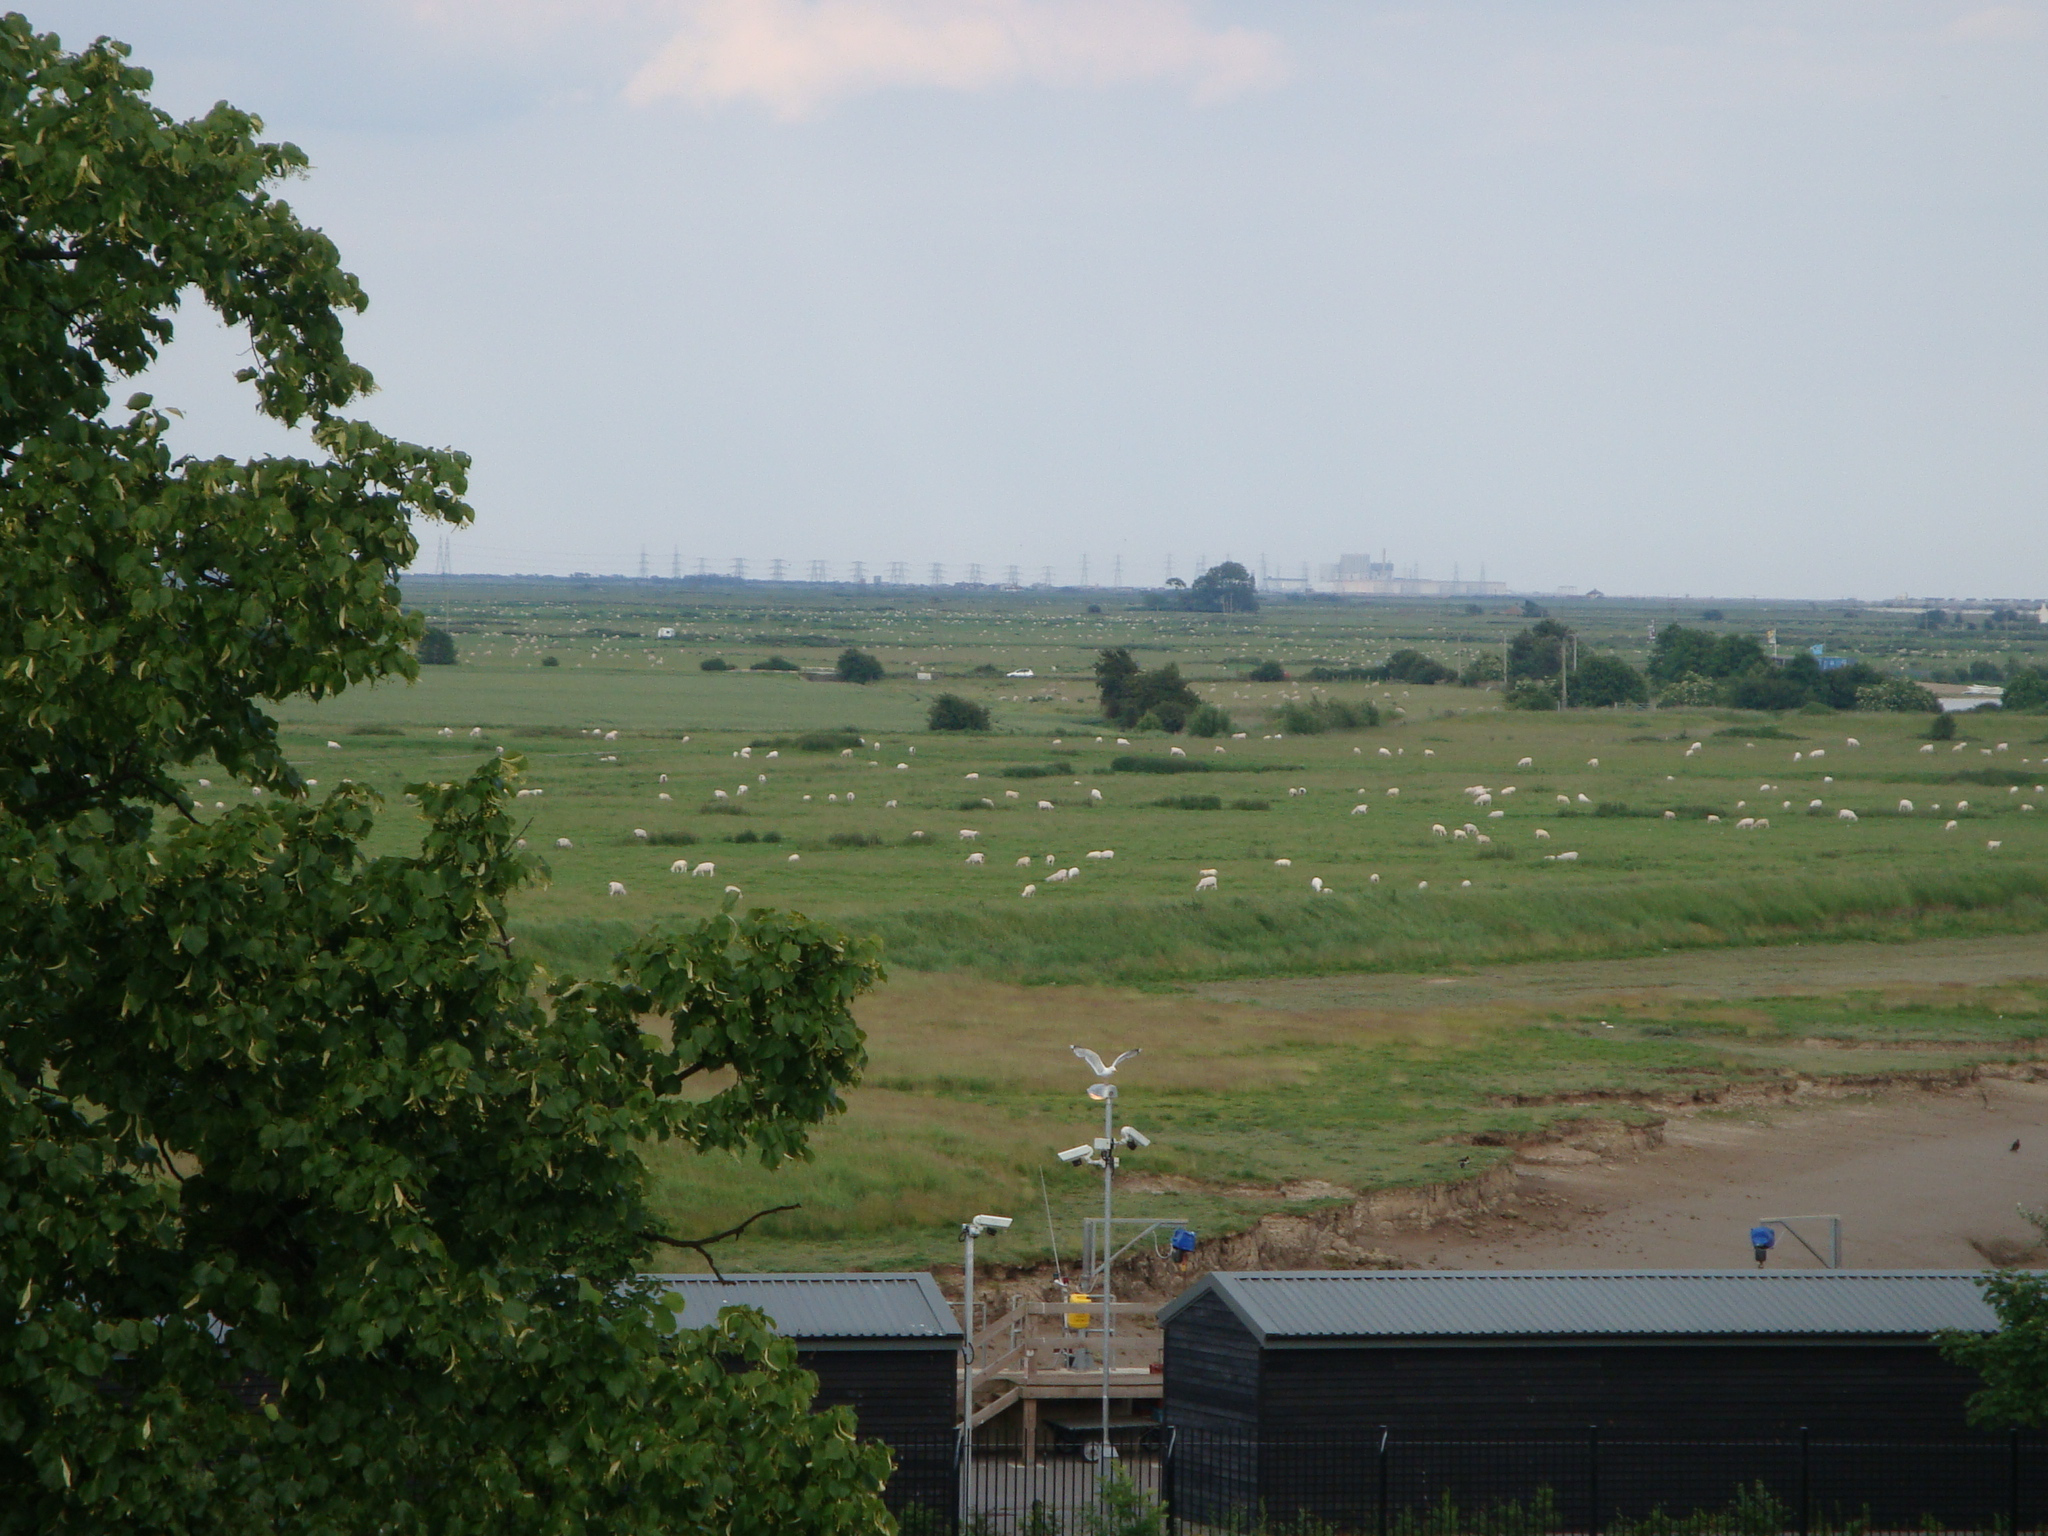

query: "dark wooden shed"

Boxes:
[1159, 1270, 2005, 1526]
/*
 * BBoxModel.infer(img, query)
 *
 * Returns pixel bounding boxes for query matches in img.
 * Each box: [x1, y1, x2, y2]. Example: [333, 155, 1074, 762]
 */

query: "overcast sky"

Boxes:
[51, 1, 2048, 597]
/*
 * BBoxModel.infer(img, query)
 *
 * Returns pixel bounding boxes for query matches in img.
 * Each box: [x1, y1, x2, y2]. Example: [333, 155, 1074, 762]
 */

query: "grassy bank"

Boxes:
[517, 866, 2048, 986]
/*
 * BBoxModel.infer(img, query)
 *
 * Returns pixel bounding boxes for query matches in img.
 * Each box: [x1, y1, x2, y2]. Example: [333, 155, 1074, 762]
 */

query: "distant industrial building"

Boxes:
[1313, 554, 1508, 598]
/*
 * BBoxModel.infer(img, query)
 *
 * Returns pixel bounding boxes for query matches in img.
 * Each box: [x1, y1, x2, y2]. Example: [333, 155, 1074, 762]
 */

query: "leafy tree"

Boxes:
[1520, 599, 1548, 618]
[700, 655, 733, 671]
[835, 647, 884, 684]
[751, 655, 800, 672]
[418, 626, 457, 665]
[2005, 670, 2048, 711]
[1383, 649, 1455, 685]
[1928, 710, 1959, 739]
[1648, 624, 1717, 685]
[1270, 697, 1378, 733]
[1571, 654, 1648, 708]
[1185, 560, 1258, 612]
[1706, 633, 1768, 678]
[1459, 653, 1505, 686]
[1726, 673, 1808, 712]
[1508, 619, 1572, 681]
[1941, 1265, 2048, 1427]
[1184, 703, 1233, 737]
[1093, 648, 1202, 732]
[1505, 681, 1560, 711]
[1657, 674, 1720, 707]
[1247, 660, 1286, 682]
[926, 692, 990, 731]
[1856, 678, 1942, 712]
[0, 22, 891, 1533]
[541, 654, 560, 667]
[1699, 608, 1726, 621]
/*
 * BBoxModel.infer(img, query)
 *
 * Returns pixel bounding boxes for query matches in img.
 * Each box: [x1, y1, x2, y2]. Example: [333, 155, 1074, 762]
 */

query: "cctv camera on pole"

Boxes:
[959, 1213, 1011, 1523]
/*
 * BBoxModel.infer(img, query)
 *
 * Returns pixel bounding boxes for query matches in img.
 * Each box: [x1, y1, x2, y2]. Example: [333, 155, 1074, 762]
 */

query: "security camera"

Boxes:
[1119, 1126, 1152, 1149]
[972, 1214, 1012, 1232]
[1057, 1144, 1096, 1165]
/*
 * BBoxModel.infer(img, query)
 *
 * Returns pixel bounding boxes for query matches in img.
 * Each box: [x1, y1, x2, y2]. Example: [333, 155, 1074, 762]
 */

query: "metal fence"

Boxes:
[883, 1429, 2048, 1535]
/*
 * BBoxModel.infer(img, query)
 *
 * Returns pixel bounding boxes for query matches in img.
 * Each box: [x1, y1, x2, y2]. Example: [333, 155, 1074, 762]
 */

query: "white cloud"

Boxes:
[622, 0, 1287, 117]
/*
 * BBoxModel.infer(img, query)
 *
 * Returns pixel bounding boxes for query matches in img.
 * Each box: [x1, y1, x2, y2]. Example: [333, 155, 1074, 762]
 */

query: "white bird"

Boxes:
[1072, 1046, 1141, 1077]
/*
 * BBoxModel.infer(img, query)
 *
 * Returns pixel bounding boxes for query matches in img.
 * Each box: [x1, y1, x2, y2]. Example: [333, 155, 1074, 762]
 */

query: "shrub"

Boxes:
[1658, 673, 1719, 707]
[1270, 697, 1380, 734]
[1110, 755, 1209, 774]
[1000, 761, 1074, 778]
[2004, 671, 2048, 711]
[928, 693, 991, 732]
[1459, 654, 1504, 686]
[836, 648, 885, 684]
[541, 655, 559, 667]
[969, 663, 1002, 677]
[1505, 682, 1559, 711]
[1152, 794, 1222, 810]
[751, 730, 864, 752]
[1476, 841, 1516, 859]
[1229, 798, 1271, 811]
[1928, 711, 1958, 740]
[699, 656, 733, 672]
[1384, 649, 1456, 685]
[1856, 678, 1942, 713]
[1714, 724, 1803, 740]
[1700, 608, 1726, 621]
[647, 830, 697, 846]
[1095, 648, 1200, 731]
[350, 723, 404, 736]
[1571, 654, 1648, 708]
[1086, 604, 1102, 614]
[826, 831, 883, 847]
[751, 655, 799, 671]
[701, 801, 747, 815]
[1305, 666, 1385, 682]
[1247, 661, 1286, 682]
[1185, 703, 1233, 737]
[418, 627, 457, 665]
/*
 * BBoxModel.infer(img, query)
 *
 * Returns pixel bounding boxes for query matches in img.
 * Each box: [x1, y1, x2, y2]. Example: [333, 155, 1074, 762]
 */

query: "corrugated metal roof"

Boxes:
[1158, 1271, 1998, 1345]
[645, 1272, 962, 1344]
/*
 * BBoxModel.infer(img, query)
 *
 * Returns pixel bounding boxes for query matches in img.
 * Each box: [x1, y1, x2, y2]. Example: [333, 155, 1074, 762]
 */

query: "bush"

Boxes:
[1270, 697, 1380, 734]
[1152, 794, 1222, 810]
[730, 829, 783, 844]
[836, 648, 885, 684]
[418, 627, 457, 665]
[647, 830, 697, 846]
[1928, 710, 1958, 739]
[1095, 648, 1201, 731]
[1725, 674, 1807, 712]
[1229, 798, 1271, 811]
[1247, 660, 1286, 682]
[1571, 654, 1648, 708]
[1476, 841, 1516, 859]
[2005, 671, 2048, 711]
[1086, 604, 1102, 614]
[1658, 674, 1720, 707]
[541, 655, 559, 667]
[969, 663, 1002, 677]
[1185, 703, 1233, 737]
[1459, 654, 1505, 686]
[1305, 665, 1385, 682]
[750, 655, 799, 671]
[1856, 678, 1942, 713]
[1384, 649, 1456, 685]
[751, 730, 864, 752]
[927, 693, 991, 732]
[699, 656, 732, 672]
[1505, 681, 1559, 711]
[350, 723, 404, 736]
[1000, 761, 1074, 778]
[701, 801, 747, 815]
[826, 831, 883, 847]
[1700, 608, 1726, 621]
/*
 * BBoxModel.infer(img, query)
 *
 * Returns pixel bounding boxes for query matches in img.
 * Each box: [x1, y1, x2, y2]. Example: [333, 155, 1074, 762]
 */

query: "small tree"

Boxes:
[927, 693, 991, 731]
[418, 626, 457, 665]
[1185, 703, 1233, 737]
[1186, 560, 1258, 612]
[836, 647, 885, 684]
[1940, 1262, 2048, 1427]
[1247, 660, 1286, 682]
[1572, 654, 1648, 708]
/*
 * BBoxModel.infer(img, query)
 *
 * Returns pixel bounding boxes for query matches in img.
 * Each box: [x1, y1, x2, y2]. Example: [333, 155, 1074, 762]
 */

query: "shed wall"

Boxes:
[800, 1347, 957, 1442]
[1161, 1290, 1262, 1437]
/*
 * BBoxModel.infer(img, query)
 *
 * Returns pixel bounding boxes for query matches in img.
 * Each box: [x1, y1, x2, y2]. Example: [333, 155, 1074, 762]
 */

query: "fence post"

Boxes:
[1161, 1426, 1177, 1536]
[2012, 1427, 2022, 1536]
[1798, 1426, 1810, 1536]
[1588, 1425, 1601, 1536]
[1376, 1426, 1389, 1536]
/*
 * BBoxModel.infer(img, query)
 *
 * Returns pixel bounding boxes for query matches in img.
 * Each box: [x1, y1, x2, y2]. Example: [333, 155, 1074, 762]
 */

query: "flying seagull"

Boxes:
[1071, 1046, 1141, 1077]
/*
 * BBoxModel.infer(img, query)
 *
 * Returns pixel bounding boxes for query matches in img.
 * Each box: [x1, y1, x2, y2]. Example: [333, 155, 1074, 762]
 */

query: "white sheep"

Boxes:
[1488, 810, 1505, 819]
[1379, 747, 1393, 757]
[326, 740, 340, 750]
[1919, 743, 1936, 754]
[959, 829, 980, 841]
[1556, 794, 1570, 805]
[1370, 873, 1381, 884]
[1116, 738, 1130, 746]
[608, 882, 627, 897]
[1474, 793, 1492, 807]
[1757, 818, 1770, 828]
[1432, 824, 1449, 837]
[692, 862, 715, 877]
[471, 727, 484, 738]
[1045, 854, 1058, 865]
[1418, 880, 1429, 890]
[1386, 787, 1400, 797]
[1463, 823, 1479, 835]
[1453, 829, 1468, 841]
[1945, 820, 1958, 831]
[1837, 809, 1858, 822]
[1810, 799, 1823, 809]
[1201, 867, 1218, 876]
[1958, 800, 1972, 812]
[1022, 884, 1037, 897]
[1663, 810, 1676, 820]
[1005, 789, 1020, 800]
[725, 884, 741, 895]
[1989, 840, 2003, 851]
[1038, 800, 1054, 811]
[841, 748, 854, 757]
[1587, 758, 1599, 767]
[1707, 815, 1721, 824]
[1047, 869, 1069, 883]
[1576, 793, 1593, 805]
[885, 800, 897, 809]
[1475, 834, 1491, 845]
[658, 792, 672, 801]
[1195, 875, 1218, 892]
[788, 853, 801, 862]
[1351, 805, 1369, 815]
[1017, 856, 1032, 867]
[1535, 828, 1551, 839]
[1170, 746, 1186, 757]
[1089, 788, 1103, 802]
[556, 837, 574, 849]
[1810, 748, 1825, 759]
[1558, 851, 1579, 862]
[1898, 800, 1914, 813]
[967, 852, 986, 865]
[1737, 817, 1755, 829]
[1276, 858, 1293, 867]
[714, 789, 728, 800]
[1517, 756, 1533, 768]
[897, 763, 908, 770]
[1310, 877, 1323, 892]
[1846, 738, 1860, 747]
[671, 859, 690, 873]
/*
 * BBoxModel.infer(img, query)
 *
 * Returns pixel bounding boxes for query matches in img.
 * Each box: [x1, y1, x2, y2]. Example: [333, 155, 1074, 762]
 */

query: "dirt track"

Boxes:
[1378, 1074, 2048, 1271]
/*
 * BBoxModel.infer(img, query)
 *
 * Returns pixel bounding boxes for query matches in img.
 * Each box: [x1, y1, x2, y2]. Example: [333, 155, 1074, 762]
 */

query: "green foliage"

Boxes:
[753, 730, 865, 752]
[1185, 703, 1234, 737]
[1658, 673, 1720, 707]
[927, 693, 991, 732]
[1094, 648, 1202, 732]
[751, 655, 800, 671]
[0, 24, 892, 1531]
[1076, 1471, 1166, 1536]
[1384, 649, 1455, 685]
[1928, 711, 1959, 739]
[1699, 608, 1726, 621]
[1520, 599, 1548, 618]
[1109, 755, 1210, 774]
[1508, 620, 1572, 680]
[1152, 793, 1223, 810]
[1571, 654, 1648, 707]
[836, 648, 885, 684]
[1942, 1267, 2048, 1426]
[700, 656, 734, 671]
[1247, 660, 1286, 682]
[1505, 681, 1560, 710]
[541, 654, 560, 667]
[648, 829, 699, 846]
[1270, 696, 1380, 734]
[1459, 653, 1505, 686]
[1856, 678, 1942, 713]
[1183, 561, 1259, 613]
[1000, 761, 1075, 778]
[2004, 671, 2048, 711]
[730, 829, 783, 844]
[1229, 798, 1270, 810]
[418, 626, 458, 665]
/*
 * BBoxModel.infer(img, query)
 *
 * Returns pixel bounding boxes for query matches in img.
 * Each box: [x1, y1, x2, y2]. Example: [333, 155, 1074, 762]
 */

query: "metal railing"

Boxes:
[881, 1428, 2048, 1535]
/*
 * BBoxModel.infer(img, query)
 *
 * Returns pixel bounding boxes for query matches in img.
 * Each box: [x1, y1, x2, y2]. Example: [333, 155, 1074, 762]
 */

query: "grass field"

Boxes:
[229, 579, 2048, 1271]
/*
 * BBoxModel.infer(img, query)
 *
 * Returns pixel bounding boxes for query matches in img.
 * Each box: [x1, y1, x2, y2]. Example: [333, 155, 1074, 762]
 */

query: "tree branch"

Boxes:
[640, 1204, 798, 1283]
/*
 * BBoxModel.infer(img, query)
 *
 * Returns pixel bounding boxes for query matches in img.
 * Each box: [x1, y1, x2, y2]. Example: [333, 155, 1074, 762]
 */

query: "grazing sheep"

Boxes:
[633, 828, 649, 840]
[471, 727, 485, 738]
[1090, 788, 1103, 802]
[1707, 815, 1721, 823]
[980, 797, 996, 809]
[1037, 800, 1054, 811]
[691, 862, 715, 877]
[1116, 737, 1130, 746]
[966, 852, 986, 865]
[1379, 747, 1393, 757]
[1989, 840, 2003, 851]
[1557, 851, 1579, 862]
[1170, 746, 1186, 757]
[1809, 799, 1824, 809]
[725, 885, 741, 895]
[788, 853, 801, 862]
[1757, 818, 1770, 828]
[1417, 880, 1429, 890]
[897, 762, 908, 770]
[556, 838, 574, 849]
[1517, 756, 1534, 768]
[1432, 824, 1449, 837]
[1488, 809, 1505, 819]
[1474, 793, 1492, 807]
[1201, 867, 1218, 876]
[1453, 829, 1468, 841]
[1475, 834, 1491, 845]
[1463, 823, 1479, 835]
[671, 859, 690, 873]
[1195, 875, 1218, 892]
[1047, 869, 1069, 883]
[841, 748, 854, 757]
[1501, 787, 1517, 796]
[1045, 854, 1058, 865]
[1370, 873, 1381, 884]
[1461, 880, 1472, 888]
[608, 882, 627, 897]
[1556, 794, 1570, 805]
[1310, 877, 1324, 892]
[1535, 828, 1552, 839]
[326, 740, 340, 749]
[1663, 810, 1676, 820]
[1004, 789, 1020, 800]
[714, 789, 728, 800]
[1810, 749, 1825, 759]
[1351, 804, 1369, 815]
[1017, 856, 1032, 867]
[1101, 850, 1116, 859]
[1958, 800, 1971, 812]
[1920, 743, 1937, 754]
[1898, 800, 1915, 813]
[1847, 738, 1860, 747]
[885, 799, 897, 808]
[1944, 820, 1958, 830]
[1386, 787, 1400, 797]
[1276, 858, 1293, 867]
[658, 792, 672, 801]
[1587, 758, 1599, 767]
[1737, 818, 1755, 829]
[959, 829, 980, 840]
[604, 730, 618, 742]
[1837, 809, 1858, 822]
[1575, 793, 1593, 806]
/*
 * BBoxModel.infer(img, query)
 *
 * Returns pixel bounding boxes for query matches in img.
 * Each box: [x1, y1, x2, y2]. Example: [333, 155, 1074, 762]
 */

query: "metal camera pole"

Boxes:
[958, 1214, 1011, 1525]
[1096, 1081, 1116, 1471]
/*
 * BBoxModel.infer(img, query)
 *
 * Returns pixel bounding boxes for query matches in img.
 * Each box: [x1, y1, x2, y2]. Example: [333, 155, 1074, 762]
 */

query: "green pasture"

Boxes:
[228, 580, 2048, 1270]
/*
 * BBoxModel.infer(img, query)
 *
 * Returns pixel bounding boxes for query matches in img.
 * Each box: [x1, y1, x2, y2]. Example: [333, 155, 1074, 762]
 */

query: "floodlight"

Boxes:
[1087, 1081, 1118, 1102]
